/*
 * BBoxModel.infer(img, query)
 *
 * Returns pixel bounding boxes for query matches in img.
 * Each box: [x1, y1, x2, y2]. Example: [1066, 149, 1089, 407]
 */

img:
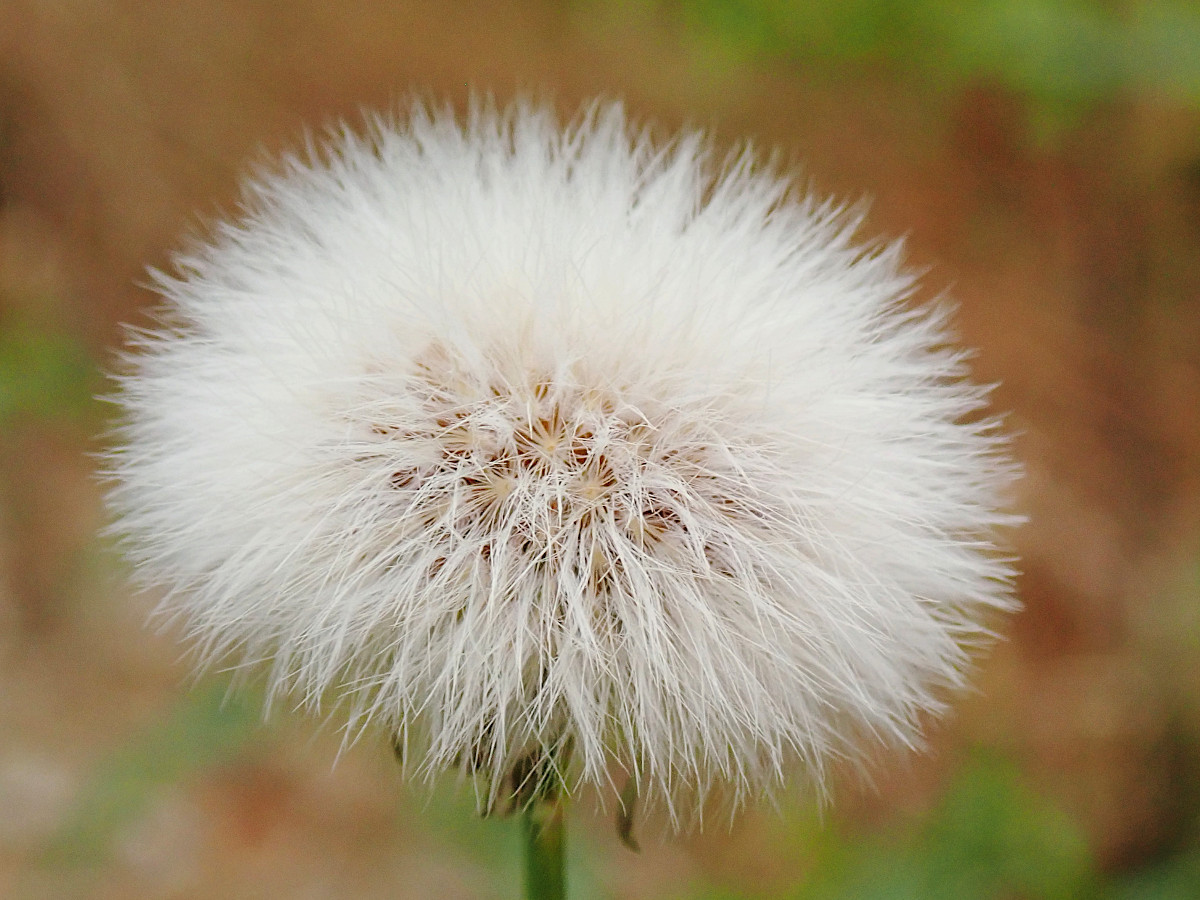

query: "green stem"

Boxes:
[522, 792, 565, 900]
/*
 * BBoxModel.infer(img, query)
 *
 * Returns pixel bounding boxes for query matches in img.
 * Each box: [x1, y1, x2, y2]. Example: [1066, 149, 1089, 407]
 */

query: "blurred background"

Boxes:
[2, 1, 1199, 897]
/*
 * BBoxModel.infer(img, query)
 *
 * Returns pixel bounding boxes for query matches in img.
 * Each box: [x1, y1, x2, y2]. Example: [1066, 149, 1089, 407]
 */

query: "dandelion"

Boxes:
[106, 99, 1018, 897]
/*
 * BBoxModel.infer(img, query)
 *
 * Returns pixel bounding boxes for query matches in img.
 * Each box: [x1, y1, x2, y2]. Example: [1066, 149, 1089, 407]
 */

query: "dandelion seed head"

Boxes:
[106, 99, 1019, 822]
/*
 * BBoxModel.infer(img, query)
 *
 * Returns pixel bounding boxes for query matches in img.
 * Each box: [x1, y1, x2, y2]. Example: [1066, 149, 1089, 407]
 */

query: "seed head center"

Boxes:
[359, 341, 758, 594]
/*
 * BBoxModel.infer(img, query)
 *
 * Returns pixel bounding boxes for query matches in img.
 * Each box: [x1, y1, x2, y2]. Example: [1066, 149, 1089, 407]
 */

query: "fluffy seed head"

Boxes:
[106, 99, 1019, 820]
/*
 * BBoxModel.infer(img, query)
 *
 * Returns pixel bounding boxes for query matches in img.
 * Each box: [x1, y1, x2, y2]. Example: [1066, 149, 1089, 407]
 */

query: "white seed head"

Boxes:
[106, 99, 1019, 821]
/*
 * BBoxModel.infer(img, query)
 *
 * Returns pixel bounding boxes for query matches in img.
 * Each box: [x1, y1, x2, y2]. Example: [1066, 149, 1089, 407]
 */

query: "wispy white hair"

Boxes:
[106, 98, 1019, 823]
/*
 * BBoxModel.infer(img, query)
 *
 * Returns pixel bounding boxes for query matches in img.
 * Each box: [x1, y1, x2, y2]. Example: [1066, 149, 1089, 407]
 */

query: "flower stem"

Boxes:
[522, 792, 565, 900]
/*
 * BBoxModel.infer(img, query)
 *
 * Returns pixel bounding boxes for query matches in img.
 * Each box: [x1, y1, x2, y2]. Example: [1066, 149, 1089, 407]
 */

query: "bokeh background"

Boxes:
[2, 1, 1200, 897]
